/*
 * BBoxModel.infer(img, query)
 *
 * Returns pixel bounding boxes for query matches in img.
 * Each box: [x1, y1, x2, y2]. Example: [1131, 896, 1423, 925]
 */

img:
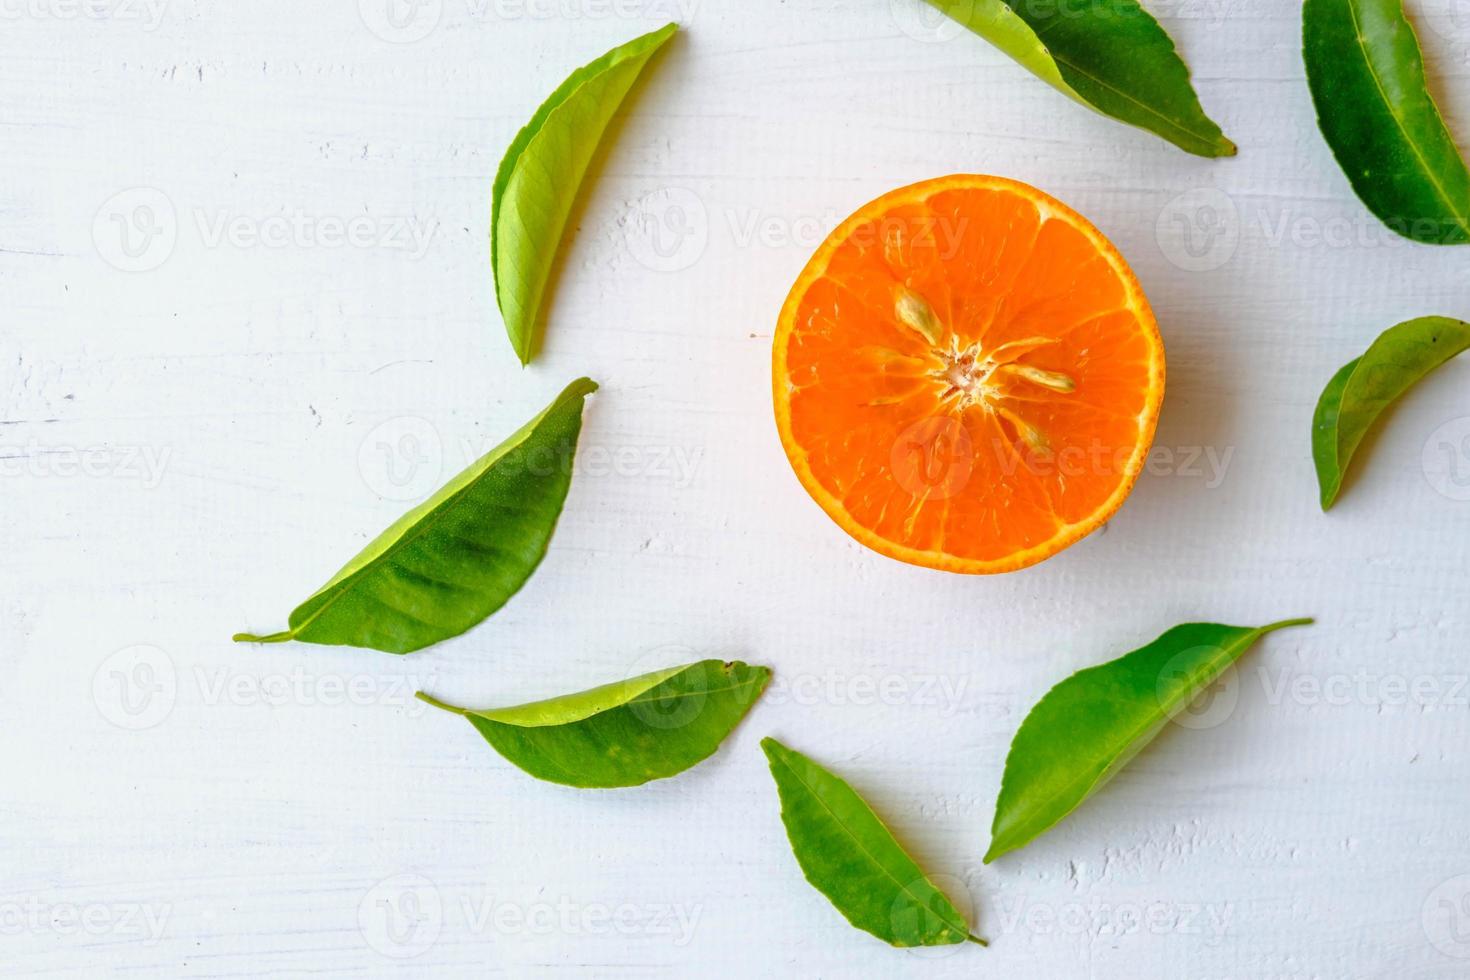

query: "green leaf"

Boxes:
[1313, 316, 1470, 509]
[1303, 0, 1470, 244]
[762, 737, 985, 949]
[417, 660, 770, 788]
[918, 0, 1234, 157]
[986, 619, 1313, 863]
[234, 378, 598, 654]
[492, 22, 678, 364]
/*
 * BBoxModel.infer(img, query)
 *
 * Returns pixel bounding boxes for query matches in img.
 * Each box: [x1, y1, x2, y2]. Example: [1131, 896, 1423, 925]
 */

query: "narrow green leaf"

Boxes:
[986, 618, 1314, 863]
[417, 660, 770, 788]
[492, 22, 678, 364]
[1303, 0, 1470, 244]
[762, 738, 985, 949]
[234, 378, 598, 654]
[919, 0, 1234, 157]
[1313, 316, 1470, 509]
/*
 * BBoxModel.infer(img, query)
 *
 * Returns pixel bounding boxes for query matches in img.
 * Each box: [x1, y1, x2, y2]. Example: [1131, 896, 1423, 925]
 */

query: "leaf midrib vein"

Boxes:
[773, 752, 965, 941]
[1343, 0, 1470, 233]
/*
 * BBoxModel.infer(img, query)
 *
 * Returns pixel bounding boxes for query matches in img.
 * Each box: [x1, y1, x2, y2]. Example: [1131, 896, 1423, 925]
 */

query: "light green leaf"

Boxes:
[1303, 0, 1470, 245]
[762, 738, 985, 949]
[417, 660, 770, 788]
[493, 22, 678, 364]
[1313, 316, 1470, 509]
[986, 619, 1313, 863]
[234, 378, 597, 654]
[918, 0, 1234, 157]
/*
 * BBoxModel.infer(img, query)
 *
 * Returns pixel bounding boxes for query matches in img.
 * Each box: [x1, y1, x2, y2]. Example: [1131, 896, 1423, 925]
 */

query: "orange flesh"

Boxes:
[773, 175, 1165, 574]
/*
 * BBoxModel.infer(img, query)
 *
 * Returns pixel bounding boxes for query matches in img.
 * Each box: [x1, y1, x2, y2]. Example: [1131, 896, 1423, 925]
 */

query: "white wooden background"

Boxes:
[4, 0, 1470, 976]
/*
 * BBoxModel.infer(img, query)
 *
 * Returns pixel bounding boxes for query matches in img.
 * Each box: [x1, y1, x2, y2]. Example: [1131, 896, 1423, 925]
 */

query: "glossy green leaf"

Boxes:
[986, 618, 1313, 863]
[417, 660, 770, 788]
[762, 738, 985, 949]
[919, 0, 1234, 157]
[1303, 0, 1470, 244]
[234, 378, 597, 654]
[493, 22, 678, 364]
[1313, 316, 1470, 509]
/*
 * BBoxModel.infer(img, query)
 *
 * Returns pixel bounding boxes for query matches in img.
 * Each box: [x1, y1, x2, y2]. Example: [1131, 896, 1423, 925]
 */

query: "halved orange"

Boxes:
[773, 175, 1164, 574]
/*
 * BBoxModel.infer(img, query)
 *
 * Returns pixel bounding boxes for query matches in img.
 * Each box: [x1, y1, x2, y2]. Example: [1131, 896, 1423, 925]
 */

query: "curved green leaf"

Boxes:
[493, 22, 678, 364]
[919, 0, 1234, 157]
[1303, 0, 1470, 244]
[234, 378, 598, 654]
[417, 660, 770, 788]
[1313, 316, 1470, 509]
[762, 738, 985, 949]
[986, 618, 1313, 863]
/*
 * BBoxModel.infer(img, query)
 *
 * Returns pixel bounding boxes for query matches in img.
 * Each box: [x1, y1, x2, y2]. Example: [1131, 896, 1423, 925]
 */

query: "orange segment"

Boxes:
[773, 175, 1165, 574]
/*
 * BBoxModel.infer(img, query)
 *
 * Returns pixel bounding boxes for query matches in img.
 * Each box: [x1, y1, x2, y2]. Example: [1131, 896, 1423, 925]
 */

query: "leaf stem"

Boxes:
[233, 630, 294, 644]
[967, 933, 989, 947]
[414, 691, 468, 716]
[1259, 617, 1315, 634]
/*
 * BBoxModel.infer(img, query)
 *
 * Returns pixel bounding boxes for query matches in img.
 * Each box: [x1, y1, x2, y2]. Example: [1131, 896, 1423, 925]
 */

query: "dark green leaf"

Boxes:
[762, 737, 985, 949]
[418, 660, 770, 788]
[919, 0, 1234, 157]
[493, 23, 678, 364]
[1303, 0, 1470, 244]
[234, 378, 597, 654]
[986, 619, 1313, 863]
[1313, 316, 1470, 509]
